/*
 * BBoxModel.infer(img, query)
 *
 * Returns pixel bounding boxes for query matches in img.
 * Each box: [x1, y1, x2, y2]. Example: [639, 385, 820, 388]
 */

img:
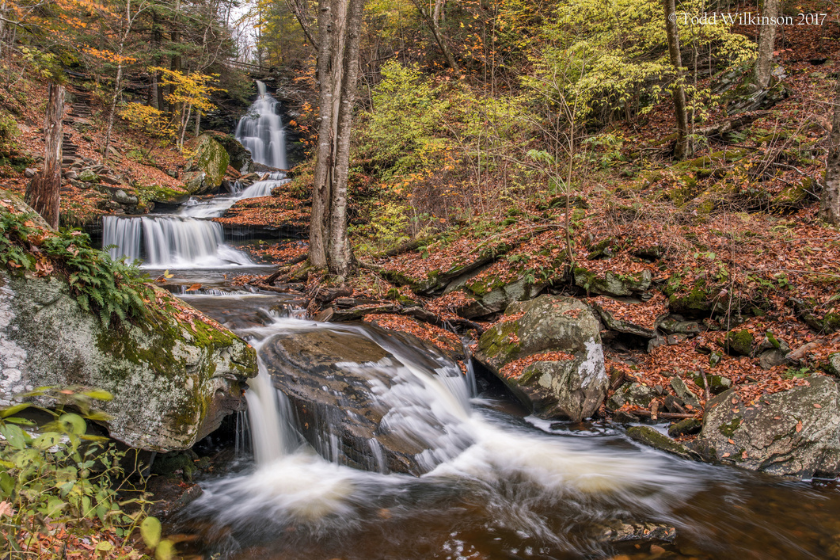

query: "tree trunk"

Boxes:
[103, 60, 123, 162]
[409, 0, 459, 72]
[663, 0, 691, 160]
[308, 0, 363, 276]
[755, 0, 780, 89]
[26, 83, 64, 229]
[328, 0, 364, 277]
[151, 9, 164, 110]
[822, 77, 840, 224]
[309, 0, 337, 269]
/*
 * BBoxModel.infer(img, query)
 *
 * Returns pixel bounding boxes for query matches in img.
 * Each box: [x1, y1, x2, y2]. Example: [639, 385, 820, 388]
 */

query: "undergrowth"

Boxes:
[0, 201, 152, 327]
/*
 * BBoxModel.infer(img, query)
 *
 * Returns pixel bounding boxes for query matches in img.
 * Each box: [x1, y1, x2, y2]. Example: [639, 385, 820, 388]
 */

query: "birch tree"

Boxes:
[822, 78, 840, 225]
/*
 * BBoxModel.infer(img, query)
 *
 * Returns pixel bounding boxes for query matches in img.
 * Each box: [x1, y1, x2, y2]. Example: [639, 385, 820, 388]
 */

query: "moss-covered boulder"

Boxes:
[457, 275, 545, 319]
[607, 382, 657, 410]
[693, 377, 840, 478]
[724, 329, 755, 356]
[573, 268, 651, 297]
[475, 295, 608, 421]
[201, 131, 254, 174]
[0, 270, 257, 451]
[189, 134, 230, 193]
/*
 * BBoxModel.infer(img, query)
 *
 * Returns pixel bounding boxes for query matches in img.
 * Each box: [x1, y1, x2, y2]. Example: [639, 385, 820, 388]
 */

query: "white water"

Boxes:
[190, 305, 704, 541]
[102, 81, 291, 267]
[235, 80, 288, 170]
[103, 216, 253, 268]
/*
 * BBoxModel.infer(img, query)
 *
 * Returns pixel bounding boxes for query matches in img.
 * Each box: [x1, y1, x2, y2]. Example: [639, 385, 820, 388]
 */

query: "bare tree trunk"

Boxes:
[663, 0, 691, 160]
[285, 0, 319, 50]
[755, 0, 780, 89]
[194, 109, 201, 137]
[409, 0, 459, 71]
[309, 0, 336, 269]
[822, 77, 840, 224]
[328, 0, 364, 277]
[103, 60, 123, 162]
[27, 83, 64, 229]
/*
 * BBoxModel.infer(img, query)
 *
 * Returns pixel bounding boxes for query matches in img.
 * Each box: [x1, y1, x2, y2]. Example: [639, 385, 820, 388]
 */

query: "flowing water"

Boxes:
[102, 80, 290, 267]
[107, 84, 840, 559]
[169, 292, 840, 560]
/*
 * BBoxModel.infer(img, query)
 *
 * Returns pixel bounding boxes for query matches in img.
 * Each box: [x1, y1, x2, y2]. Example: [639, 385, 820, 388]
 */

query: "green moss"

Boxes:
[477, 320, 522, 363]
[719, 416, 742, 437]
[195, 136, 229, 188]
[725, 329, 754, 356]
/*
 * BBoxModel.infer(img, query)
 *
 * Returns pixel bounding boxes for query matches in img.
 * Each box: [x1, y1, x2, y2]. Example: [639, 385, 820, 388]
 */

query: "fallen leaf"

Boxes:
[796, 420, 803, 433]
[722, 452, 731, 457]
[728, 439, 735, 444]
[814, 404, 822, 408]
[186, 283, 202, 292]
[0, 501, 14, 517]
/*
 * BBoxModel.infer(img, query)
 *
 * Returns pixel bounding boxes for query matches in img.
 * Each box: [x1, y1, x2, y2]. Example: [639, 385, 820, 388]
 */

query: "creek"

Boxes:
[111, 84, 840, 560]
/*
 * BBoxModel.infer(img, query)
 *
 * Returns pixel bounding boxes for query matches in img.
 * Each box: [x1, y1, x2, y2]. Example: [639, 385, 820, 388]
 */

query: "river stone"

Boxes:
[458, 276, 545, 319]
[201, 131, 254, 174]
[0, 271, 256, 451]
[608, 382, 656, 410]
[593, 519, 676, 544]
[182, 171, 206, 195]
[260, 328, 471, 476]
[626, 425, 699, 460]
[474, 295, 608, 421]
[693, 377, 840, 478]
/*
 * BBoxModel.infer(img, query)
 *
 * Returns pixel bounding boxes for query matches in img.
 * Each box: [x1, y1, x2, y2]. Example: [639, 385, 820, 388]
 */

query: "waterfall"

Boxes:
[102, 216, 254, 268]
[235, 80, 288, 169]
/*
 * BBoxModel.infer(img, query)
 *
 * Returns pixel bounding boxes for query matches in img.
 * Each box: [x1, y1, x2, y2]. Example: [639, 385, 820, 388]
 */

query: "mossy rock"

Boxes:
[691, 372, 732, 395]
[573, 267, 651, 297]
[668, 418, 703, 437]
[626, 426, 699, 460]
[201, 131, 254, 173]
[193, 134, 230, 189]
[78, 169, 99, 183]
[724, 329, 754, 356]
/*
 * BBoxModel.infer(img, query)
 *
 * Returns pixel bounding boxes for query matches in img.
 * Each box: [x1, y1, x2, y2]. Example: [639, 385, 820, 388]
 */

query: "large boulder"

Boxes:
[260, 327, 473, 476]
[0, 190, 258, 451]
[188, 134, 230, 192]
[0, 272, 257, 451]
[201, 131, 254, 174]
[693, 376, 840, 478]
[474, 295, 608, 421]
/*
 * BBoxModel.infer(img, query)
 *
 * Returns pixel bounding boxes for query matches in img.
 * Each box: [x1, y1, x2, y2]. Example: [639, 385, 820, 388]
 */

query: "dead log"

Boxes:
[265, 254, 309, 284]
[632, 409, 699, 420]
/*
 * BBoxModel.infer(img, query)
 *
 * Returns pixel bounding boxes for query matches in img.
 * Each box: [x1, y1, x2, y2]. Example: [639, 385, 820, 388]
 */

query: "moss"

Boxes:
[476, 320, 522, 363]
[626, 426, 696, 459]
[194, 136, 229, 188]
[766, 330, 780, 350]
[719, 416, 742, 437]
[824, 313, 840, 333]
[725, 329, 754, 356]
[134, 183, 188, 205]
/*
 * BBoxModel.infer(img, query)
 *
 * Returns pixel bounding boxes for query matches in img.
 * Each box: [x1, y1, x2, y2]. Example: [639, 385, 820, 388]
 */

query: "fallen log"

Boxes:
[265, 254, 308, 284]
[632, 409, 699, 420]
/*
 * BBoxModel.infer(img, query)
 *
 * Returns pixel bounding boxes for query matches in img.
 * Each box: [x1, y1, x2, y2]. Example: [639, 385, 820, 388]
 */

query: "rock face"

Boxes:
[0, 270, 257, 452]
[693, 376, 840, 478]
[260, 328, 471, 476]
[474, 296, 608, 421]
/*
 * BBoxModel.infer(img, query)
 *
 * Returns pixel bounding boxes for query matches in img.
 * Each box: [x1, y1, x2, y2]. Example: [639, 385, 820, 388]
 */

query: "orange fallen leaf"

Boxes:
[728, 439, 735, 444]
[796, 420, 803, 433]
[186, 283, 202, 292]
[722, 452, 731, 458]
[814, 404, 822, 408]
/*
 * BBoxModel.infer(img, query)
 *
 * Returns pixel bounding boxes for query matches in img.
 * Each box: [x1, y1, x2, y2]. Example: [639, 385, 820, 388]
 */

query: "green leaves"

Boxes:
[141, 516, 162, 548]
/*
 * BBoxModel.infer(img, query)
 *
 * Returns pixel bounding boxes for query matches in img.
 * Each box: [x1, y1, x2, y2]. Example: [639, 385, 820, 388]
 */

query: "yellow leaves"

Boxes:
[149, 67, 223, 113]
[82, 47, 136, 64]
[119, 103, 175, 140]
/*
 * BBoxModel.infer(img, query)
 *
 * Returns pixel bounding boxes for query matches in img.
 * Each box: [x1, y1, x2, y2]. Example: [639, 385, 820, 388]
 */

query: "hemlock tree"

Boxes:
[822, 78, 840, 225]
[309, 0, 364, 277]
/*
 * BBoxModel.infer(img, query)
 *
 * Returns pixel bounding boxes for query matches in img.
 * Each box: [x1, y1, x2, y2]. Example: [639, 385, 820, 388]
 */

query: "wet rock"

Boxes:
[693, 377, 840, 478]
[182, 171, 207, 195]
[626, 425, 700, 460]
[668, 418, 702, 437]
[147, 478, 204, 519]
[199, 131, 254, 174]
[475, 295, 608, 421]
[261, 328, 470, 476]
[613, 410, 640, 424]
[670, 377, 701, 409]
[593, 519, 676, 544]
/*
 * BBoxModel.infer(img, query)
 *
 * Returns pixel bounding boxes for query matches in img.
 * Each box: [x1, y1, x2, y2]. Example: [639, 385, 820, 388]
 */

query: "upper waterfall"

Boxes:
[235, 80, 288, 170]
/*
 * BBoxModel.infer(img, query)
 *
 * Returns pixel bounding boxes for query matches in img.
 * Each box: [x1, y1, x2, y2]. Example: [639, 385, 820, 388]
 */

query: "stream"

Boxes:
[105, 84, 840, 560]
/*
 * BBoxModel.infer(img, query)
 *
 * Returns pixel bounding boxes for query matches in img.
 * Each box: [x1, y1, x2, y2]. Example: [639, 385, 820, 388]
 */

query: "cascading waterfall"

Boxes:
[103, 216, 253, 267]
[235, 80, 288, 170]
[102, 82, 291, 266]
